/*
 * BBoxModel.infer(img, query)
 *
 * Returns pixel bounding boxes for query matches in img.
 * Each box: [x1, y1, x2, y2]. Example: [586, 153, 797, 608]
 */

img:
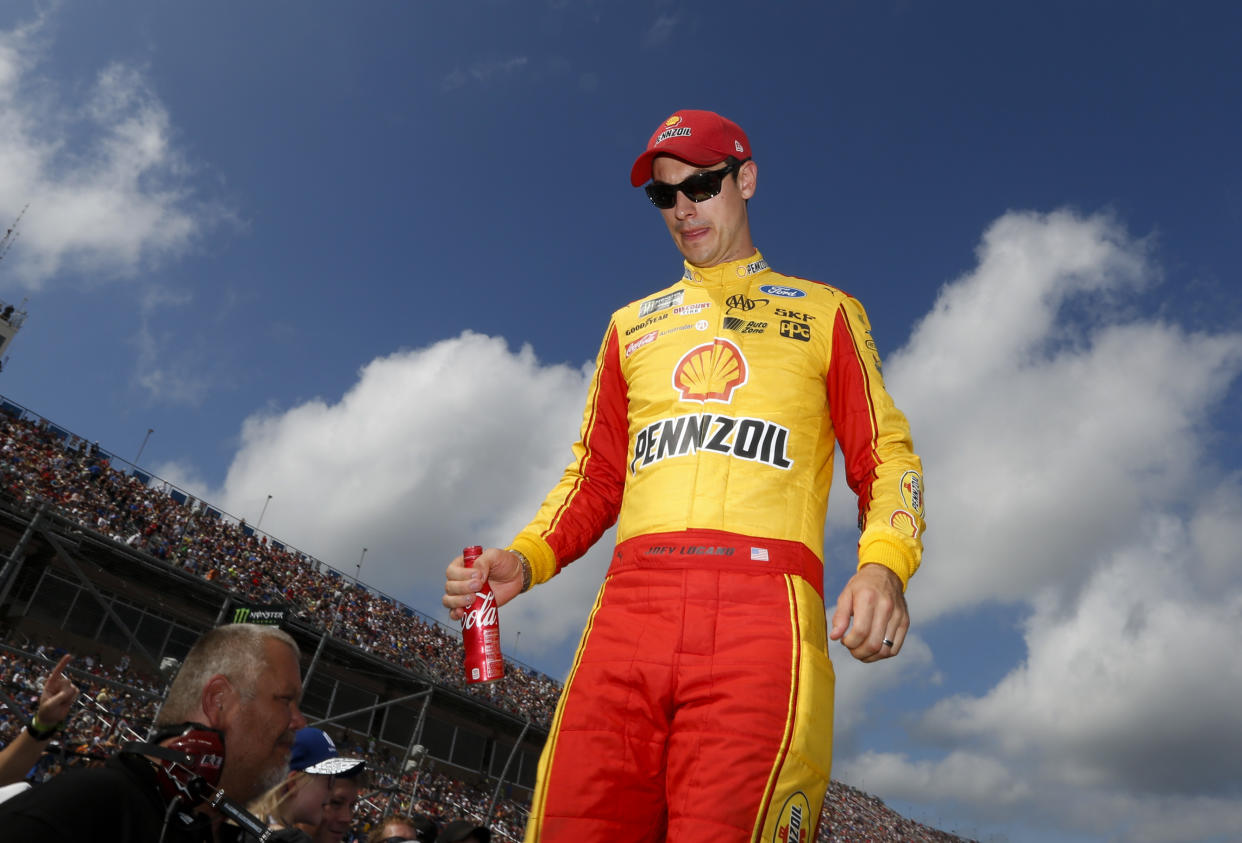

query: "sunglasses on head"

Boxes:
[645, 158, 747, 209]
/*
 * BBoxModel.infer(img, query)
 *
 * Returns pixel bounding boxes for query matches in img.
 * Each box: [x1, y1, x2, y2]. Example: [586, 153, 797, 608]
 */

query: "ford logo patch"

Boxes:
[759, 284, 805, 298]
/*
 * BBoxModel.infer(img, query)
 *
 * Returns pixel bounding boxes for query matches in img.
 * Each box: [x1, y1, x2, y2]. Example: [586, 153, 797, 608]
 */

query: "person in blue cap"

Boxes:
[248, 727, 365, 842]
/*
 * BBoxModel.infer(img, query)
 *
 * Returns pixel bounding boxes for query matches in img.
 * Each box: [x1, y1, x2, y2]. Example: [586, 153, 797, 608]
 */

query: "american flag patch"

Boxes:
[750, 547, 769, 561]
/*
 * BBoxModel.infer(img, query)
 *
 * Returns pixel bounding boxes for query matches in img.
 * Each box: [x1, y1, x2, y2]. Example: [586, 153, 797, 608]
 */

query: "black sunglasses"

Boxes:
[644, 159, 747, 209]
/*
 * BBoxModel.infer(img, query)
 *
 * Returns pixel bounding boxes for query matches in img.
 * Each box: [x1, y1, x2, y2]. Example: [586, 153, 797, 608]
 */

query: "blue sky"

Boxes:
[2, 2, 1241, 840]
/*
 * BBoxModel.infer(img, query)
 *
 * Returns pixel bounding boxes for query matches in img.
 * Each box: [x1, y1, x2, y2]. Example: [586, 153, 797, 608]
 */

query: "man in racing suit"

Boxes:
[443, 110, 925, 843]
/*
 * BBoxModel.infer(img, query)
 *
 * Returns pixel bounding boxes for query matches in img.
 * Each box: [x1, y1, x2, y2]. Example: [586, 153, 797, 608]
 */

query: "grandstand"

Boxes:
[0, 394, 971, 841]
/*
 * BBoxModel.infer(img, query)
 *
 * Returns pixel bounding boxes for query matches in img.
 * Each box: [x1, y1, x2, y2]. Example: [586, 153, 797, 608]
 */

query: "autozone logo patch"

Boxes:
[724, 317, 767, 334]
[630, 412, 793, 474]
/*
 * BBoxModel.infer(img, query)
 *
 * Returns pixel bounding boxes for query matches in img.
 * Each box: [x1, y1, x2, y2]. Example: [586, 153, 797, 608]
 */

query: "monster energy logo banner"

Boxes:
[231, 605, 287, 625]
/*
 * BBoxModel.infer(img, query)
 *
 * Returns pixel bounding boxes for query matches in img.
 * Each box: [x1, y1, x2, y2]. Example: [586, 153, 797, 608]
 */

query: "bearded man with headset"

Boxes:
[0, 623, 307, 842]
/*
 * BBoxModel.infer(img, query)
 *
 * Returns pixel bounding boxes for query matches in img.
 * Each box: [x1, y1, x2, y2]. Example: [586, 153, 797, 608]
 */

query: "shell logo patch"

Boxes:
[890, 509, 918, 538]
[772, 791, 811, 843]
[672, 338, 748, 403]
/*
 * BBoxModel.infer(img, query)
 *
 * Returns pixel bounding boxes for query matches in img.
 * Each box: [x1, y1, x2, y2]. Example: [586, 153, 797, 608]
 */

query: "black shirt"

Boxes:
[0, 752, 247, 842]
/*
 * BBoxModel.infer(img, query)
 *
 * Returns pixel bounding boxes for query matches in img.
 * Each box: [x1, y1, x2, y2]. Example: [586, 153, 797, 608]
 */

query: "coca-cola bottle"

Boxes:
[461, 545, 504, 684]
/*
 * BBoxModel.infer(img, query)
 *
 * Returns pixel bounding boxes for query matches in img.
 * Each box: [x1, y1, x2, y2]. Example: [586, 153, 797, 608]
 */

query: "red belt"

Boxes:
[609, 529, 824, 599]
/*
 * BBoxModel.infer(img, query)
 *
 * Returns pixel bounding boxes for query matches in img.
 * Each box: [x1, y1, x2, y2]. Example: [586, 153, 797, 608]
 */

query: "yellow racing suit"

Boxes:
[512, 251, 925, 842]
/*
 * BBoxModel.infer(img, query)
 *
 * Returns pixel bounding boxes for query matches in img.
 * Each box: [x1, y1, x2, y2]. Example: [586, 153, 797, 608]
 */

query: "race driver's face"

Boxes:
[652, 154, 757, 268]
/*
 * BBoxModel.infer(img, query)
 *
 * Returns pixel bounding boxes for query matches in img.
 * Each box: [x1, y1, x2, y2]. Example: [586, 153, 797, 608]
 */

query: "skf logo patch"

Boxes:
[779, 320, 811, 342]
[901, 470, 924, 515]
[773, 791, 811, 843]
[672, 339, 748, 403]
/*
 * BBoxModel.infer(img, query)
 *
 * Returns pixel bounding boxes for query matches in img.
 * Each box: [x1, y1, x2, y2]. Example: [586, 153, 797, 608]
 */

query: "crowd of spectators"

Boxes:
[0, 637, 161, 783]
[818, 780, 969, 842]
[0, 404, 972, 842]
[0, 408, 561, 727]
[0, 627, 972, 842]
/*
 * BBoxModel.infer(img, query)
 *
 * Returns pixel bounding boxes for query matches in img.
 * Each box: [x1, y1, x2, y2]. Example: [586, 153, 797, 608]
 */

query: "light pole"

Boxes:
[404, 744, 427, 817]
[356, 547, 367, 583]
[257, 495, 273, 530]
[133, 428, 154, 465]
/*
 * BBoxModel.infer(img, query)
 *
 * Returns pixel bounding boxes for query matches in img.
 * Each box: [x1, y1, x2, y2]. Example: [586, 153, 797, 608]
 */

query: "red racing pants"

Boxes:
[524, 531, 835, 842]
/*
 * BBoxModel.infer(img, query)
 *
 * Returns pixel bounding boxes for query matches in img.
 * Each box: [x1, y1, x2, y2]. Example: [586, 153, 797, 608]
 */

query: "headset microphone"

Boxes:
[124, 722, 273, 842]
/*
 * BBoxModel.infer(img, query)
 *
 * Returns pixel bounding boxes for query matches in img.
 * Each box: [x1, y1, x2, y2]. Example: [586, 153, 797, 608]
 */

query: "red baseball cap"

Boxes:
[629, 109, 752, 187]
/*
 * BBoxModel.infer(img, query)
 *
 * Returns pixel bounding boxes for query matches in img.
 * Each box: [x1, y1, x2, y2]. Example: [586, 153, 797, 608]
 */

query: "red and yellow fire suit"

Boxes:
[510, 251, 925, 842]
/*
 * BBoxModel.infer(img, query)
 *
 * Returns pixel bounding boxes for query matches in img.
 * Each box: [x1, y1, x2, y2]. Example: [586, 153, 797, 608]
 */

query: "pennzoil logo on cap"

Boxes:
[657, 126, 692, 144]
[672, 338, 747, 403]
[664, 115, 682, 127]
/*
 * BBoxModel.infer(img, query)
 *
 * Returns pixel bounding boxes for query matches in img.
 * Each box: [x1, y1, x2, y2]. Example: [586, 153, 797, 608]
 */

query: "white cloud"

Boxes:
[877, 210, 1242, 619]
[0, 13, 219, 289]
[206, 209, 1242, 837]
[922, 519, 1242, 788]
[829, 209, 1242, 841]
[839, 530, 1242, 843]
[830, 633, 938, 741]
[837, 750, 1030, 806]
[442, 57, 530, 92]
[213, 331, 608, 659]
[642, 15, 679, 49]
[128, 286, 216, 406]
